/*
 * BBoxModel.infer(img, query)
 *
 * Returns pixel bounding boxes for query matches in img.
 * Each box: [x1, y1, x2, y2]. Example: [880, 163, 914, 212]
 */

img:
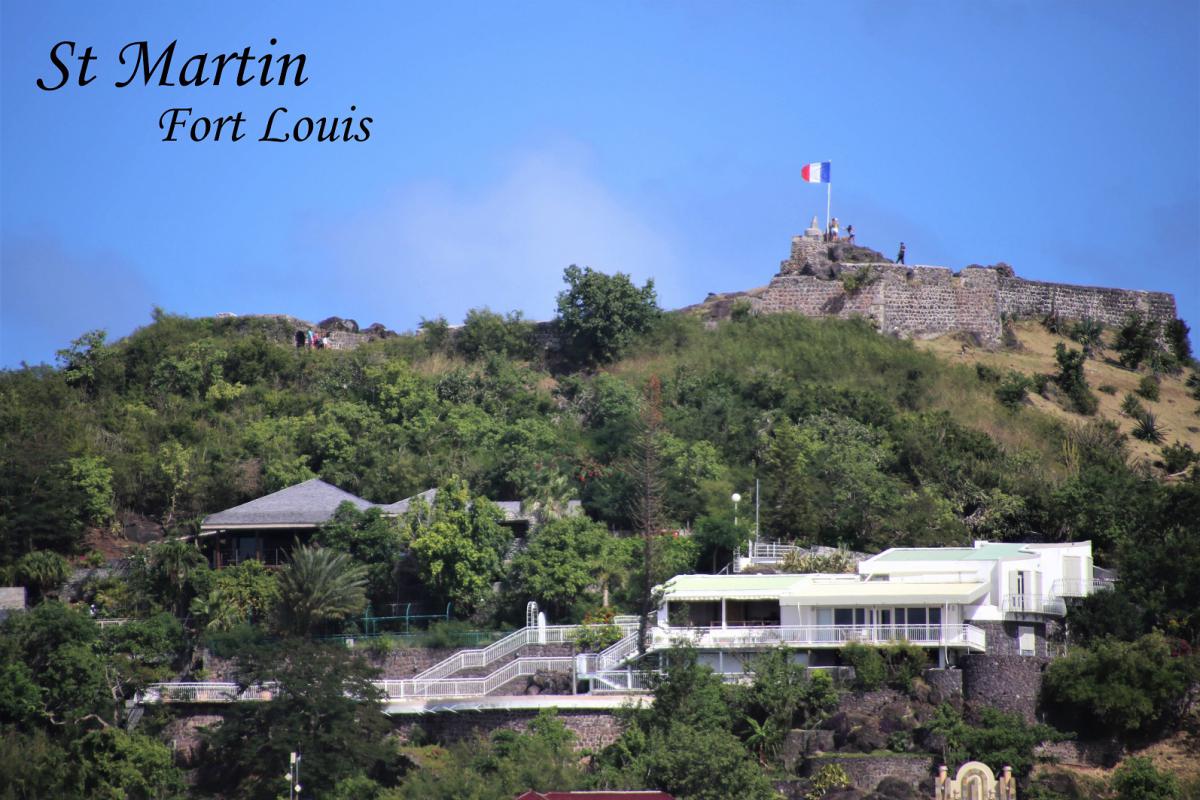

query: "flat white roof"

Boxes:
[661, 574, 988, 605]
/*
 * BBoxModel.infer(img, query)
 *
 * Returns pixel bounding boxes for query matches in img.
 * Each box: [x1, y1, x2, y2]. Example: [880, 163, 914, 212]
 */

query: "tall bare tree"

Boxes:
[628, 376, 667, 654]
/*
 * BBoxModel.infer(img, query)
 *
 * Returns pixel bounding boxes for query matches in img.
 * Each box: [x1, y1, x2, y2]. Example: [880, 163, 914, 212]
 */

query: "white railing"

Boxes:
[1001, 595, 1067, 616]
[379, 656, 574, 699]
[1050, 578, 1115, 598]
[591, 630, 642, 672]
[141, 682, 272, 704]
[588, 669, 655, 693]
[651, 623, 987, 651]
[95, 618, 132, 628]
[413, 625, 572, 680]
[413, 622, 638, 681]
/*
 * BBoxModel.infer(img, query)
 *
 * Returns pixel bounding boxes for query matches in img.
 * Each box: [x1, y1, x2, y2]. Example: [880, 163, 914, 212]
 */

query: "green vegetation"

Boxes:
[923, 705, 1064, 779]
[274, 545, 368, 636]
[840, 642, 928, 692]
[1111, 756, 1181, 800]
[1054, 343, 1098, 415]
[1136, 374, 1160, 401]
[2, 266, 1198, 797]
[1042, 632, 1199, 741]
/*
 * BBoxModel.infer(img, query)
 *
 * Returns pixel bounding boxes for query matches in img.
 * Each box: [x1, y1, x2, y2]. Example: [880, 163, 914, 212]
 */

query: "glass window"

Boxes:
[854, 608, 866, 625]
[879, 609, 891, 625]
[928, 607, 942, 625]
[834, 608, 854, 626]
[906, 608, 927, 625]
[894, 608, 906, 625]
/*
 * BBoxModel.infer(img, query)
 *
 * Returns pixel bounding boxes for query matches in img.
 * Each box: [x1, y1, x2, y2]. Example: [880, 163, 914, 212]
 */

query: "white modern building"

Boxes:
[651, 540, 1099, 673]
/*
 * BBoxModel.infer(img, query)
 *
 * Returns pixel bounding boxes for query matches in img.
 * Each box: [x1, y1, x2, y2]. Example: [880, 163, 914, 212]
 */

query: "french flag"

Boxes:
[801, 161, 831, 183]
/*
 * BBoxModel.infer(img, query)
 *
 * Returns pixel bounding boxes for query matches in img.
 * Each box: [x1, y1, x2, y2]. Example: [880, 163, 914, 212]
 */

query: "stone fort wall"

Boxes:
[738, 235, 1178, 344]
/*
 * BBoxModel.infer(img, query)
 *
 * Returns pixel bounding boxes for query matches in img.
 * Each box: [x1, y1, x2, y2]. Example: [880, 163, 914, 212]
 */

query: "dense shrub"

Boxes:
[1112, 756, 1180, 800]
[841, 642, 887, 690]
[1161, 441, 1198, 473]
[1042, 632, 1199, 741]
[995, 372, 1033, 408]
[1136, 375, 1160, 401]
[1054, 344, 1097, 415]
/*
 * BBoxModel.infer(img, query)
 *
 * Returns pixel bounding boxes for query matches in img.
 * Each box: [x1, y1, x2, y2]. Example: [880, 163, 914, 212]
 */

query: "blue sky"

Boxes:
[2, 1, 1197, 366]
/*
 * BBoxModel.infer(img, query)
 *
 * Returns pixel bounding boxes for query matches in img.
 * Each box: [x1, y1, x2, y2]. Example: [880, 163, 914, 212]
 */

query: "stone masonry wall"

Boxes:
[961, 654, 1048, 724]
[392, 708, 624, 751]
[997, 275, 1177, 329]
[739, 235, 1178, 344]
[801, 753, 933, 791]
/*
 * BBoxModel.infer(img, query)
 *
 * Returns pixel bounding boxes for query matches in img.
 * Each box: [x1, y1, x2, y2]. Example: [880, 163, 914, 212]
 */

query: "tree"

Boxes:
[592, 647, 776, 800]
[274, 545, 368, 636]
[1164, 318, 1192, 366]
[55, 330, 117, 396]
[72, 727, 186, 800]
[1054, 343, 1098, 415]
[190, 560, 279, 631]
[733, 648, 838, 763]
[66, 456, 116, 530]
[1068, 317, 1105, 358]
[628, 378, 667, 653]
[455, 308, 535, 361]
[923, 705, 1063, 779]
[315, 503, 405, 606]
[100, 612, 185, 695]
[0, 601, 113, 728]
[1114, 313, 1159, 370]
[403, 477, 510, 614]
[508, 515, 608, 619]
[200, 639, 398, 800]
[15, 550, 71, 603]
[147, 538, 207, 616]
[555, 265, 659, 366]
[1042, 632, 1199, 740]
[1111, 756, 1180, 800]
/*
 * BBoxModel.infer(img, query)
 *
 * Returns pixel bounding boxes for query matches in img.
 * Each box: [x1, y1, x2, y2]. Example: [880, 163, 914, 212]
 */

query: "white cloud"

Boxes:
[316, 147, 682, 327]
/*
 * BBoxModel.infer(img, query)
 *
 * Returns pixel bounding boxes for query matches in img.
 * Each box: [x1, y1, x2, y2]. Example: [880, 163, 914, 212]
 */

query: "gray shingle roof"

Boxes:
[201, 479, 372, 529]
[375, 488, 438, 515]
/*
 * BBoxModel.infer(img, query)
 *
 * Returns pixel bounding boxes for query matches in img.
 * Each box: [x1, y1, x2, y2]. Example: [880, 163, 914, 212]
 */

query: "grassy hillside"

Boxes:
[917, 320, 1200, 466]
[5, 305, 1190, 578]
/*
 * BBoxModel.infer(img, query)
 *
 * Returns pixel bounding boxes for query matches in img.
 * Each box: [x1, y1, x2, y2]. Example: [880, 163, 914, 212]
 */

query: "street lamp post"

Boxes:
[285, 751, 302, 799]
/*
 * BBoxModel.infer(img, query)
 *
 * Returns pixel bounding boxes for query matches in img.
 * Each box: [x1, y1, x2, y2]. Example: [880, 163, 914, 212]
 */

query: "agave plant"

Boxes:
[1132, 412, 1166, 444]
[275, 545, 367, 636]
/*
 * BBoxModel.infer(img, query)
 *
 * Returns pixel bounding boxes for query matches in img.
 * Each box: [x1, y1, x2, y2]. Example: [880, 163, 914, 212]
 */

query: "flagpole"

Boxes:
[826, 179, 831, 236]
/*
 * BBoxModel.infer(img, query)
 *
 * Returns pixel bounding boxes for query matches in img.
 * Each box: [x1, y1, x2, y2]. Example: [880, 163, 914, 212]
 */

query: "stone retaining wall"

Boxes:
[923, 668, 964, 700]
[961, 654, 1048, 724]
[801, 753, 933, 790]
[392, 708, 624, 751]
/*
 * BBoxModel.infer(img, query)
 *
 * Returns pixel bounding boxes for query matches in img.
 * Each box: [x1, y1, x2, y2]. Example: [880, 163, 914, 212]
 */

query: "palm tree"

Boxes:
[16, 550, 71, 603]
[275, 545, 367, 636]
[151, 538, 207, 616]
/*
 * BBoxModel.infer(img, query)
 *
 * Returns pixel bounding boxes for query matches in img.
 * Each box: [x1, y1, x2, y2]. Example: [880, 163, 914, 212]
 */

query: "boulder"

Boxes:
[318, 316, 359, 333]
[871, 776, 922, 799]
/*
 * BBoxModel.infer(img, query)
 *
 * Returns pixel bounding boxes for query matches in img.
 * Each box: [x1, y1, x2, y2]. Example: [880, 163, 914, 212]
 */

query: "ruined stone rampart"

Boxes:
[996, 274, 1177, 328]
[714, 234, 1179, 345]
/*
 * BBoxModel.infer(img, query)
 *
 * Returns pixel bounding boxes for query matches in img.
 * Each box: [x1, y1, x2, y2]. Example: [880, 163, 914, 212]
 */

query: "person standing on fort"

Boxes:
[846, 224, 855, 244]
[896, 242, 906, 264]
[829, 217, 840, 241]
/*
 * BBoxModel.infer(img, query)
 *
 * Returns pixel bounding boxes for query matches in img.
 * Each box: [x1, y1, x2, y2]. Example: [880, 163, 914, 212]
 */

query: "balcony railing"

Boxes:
[1049, 578, 1115, 598]
[650, 623, 986, 651]
[1001, 595, 1067, 616]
